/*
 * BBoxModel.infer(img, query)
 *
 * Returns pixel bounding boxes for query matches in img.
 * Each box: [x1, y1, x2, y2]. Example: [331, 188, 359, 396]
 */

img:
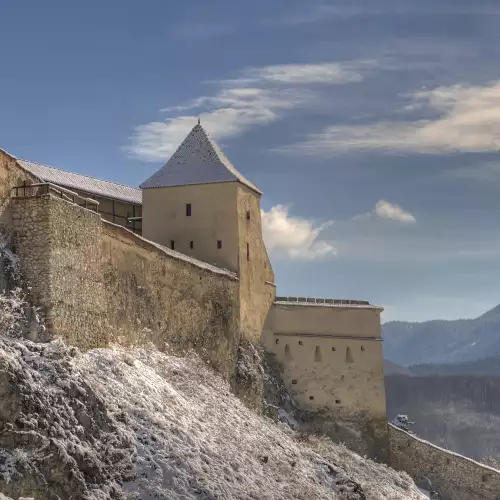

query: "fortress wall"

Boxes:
[101, 221, 241, 378]
[389, 424, 500, 500]
[262, 303, 388, 461]
[236, 185, 276, 342]
[0, 151, 39, 234]
[11, 194, 106, 348]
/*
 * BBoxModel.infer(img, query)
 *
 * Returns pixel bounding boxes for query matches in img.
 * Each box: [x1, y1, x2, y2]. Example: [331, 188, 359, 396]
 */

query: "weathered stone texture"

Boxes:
[0, 150, 38, 235]
[102, 221, 241, 378]
[389, 424, 500, 500]
[11, 195, 106, 348]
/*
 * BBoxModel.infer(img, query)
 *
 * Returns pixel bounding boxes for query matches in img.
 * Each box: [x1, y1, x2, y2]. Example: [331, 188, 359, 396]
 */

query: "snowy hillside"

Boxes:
[0, 335, 427, 499]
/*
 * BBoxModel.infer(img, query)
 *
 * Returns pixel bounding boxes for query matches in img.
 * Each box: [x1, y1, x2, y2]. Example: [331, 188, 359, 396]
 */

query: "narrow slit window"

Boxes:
[170, 240, 175, 250]
[285, 344, 292, 359]
[314, 346, 322, 362]
[186, 203, 192, 216]
[361, 345, 365, 352]
[332, 346, 336, 351]
[217, 240, 222, 249]
[246, 210, 251, 221]
[246, 242, 250, 261]
[345, 346, 354, 364]
[190, 241, 194, 249]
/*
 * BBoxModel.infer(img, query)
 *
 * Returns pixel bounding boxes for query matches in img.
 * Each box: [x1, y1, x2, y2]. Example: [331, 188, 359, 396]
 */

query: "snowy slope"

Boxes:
[0, 336, 427, 500]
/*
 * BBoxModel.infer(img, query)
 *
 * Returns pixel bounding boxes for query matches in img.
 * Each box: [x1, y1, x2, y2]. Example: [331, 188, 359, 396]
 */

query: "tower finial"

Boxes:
[197, 117, 200, 125]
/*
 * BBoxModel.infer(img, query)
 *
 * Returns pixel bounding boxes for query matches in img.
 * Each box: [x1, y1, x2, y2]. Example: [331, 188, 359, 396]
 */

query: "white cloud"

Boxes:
[238, 62, 375, 85]
[373, 200, 416, 223]
[128, 90, 302, 162]
[281, 81, 500, 156]
[353, 200, 416, 224]
[261, 204, 336, 261]
[126, 61, 376, 161]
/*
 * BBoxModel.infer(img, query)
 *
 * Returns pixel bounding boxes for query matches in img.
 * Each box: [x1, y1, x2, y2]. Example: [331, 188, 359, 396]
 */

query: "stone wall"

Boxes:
[389, 424, 500, 500]
[102, 221, 241, 378]
[11, 194, 106, 348]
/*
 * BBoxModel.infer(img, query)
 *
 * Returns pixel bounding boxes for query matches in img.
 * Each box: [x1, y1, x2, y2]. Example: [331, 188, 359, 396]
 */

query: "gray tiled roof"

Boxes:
[17, 159, 142, 205]
[140, 123, 262, 194]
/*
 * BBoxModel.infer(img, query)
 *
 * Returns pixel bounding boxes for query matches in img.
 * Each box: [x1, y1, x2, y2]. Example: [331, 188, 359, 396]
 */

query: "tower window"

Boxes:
[246, 210, 251, 221]
[217, 240, 222, 249]
[186, 203, 192, 216]
[246, 242, 250, 261]
[190, 241, 194, 249]
[170, 240, 175, 250]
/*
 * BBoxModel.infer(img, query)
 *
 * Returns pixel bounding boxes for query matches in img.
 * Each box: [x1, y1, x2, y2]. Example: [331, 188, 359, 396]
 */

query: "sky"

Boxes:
[2, 0, 500, 322]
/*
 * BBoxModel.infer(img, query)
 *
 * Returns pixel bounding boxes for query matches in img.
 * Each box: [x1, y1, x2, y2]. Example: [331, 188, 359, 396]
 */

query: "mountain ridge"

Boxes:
[382, 303, 500, 366]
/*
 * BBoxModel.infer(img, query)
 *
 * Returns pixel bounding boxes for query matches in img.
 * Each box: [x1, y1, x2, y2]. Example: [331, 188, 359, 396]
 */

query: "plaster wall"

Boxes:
[142, 183, 239, 272]
[262, 303, 388, 460]
[389, 424, 500, 500]
[236, 184, 275, 342]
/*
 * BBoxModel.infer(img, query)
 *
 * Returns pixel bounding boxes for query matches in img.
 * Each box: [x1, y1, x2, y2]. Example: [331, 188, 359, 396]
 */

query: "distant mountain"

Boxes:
[411, 354, 500, 377]
[384, 359, 413, 376]
[382, 304, 500, 366]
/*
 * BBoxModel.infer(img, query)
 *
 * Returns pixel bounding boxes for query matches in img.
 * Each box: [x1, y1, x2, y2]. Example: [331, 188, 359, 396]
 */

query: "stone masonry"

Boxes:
[11, 194, 107, 348]
[389, 424, 500, 500]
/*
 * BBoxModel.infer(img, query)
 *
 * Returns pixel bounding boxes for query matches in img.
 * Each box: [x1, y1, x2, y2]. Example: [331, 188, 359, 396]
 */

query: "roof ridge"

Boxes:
[16, 157, 140, 191]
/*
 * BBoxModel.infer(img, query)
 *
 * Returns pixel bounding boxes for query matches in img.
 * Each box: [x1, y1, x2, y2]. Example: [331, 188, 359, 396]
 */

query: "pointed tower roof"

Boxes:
[140, 123, 262, 195]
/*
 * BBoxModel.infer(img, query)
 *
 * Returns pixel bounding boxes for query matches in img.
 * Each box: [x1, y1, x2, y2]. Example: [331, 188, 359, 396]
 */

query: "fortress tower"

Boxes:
[140, 123, 276, 341]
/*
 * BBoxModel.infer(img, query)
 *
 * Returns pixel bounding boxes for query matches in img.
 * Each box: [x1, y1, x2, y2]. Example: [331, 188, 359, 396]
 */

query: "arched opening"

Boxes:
[285, 344, 292, 359]
[345, 347, 354, 364]
[314, 345, 322, 362]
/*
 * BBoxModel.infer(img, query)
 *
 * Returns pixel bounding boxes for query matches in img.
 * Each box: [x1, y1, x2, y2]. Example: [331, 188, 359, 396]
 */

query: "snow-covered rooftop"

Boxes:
[16, 159, 142, 205]
[275, 297, 383, 310]
[140, 123, 262, 194]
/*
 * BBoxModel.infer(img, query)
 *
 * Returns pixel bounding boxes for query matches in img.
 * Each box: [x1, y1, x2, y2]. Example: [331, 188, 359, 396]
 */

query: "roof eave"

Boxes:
[140, 178, 262, 195]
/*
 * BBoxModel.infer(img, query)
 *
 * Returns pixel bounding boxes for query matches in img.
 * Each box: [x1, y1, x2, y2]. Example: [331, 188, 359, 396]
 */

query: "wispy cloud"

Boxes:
[271, 2, 500, 26]
[126, 61, 376, 162]
[443, 161, 500, 185]
[261, 204, 336, 261]
[280, 81, 500, 156]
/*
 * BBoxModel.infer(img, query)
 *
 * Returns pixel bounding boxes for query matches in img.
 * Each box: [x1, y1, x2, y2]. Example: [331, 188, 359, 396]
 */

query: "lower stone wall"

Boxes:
[11, 195, 107, 348]
[102, 221, 241, 378]
[389, 424, 500, 500]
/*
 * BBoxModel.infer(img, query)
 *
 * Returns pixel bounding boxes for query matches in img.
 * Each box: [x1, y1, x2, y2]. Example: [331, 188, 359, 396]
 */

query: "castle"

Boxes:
[4, 123, 499, 499]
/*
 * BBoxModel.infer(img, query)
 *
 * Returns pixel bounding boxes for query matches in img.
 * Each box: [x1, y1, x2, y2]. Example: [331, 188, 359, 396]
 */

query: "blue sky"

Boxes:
[2, 0, 500, 322]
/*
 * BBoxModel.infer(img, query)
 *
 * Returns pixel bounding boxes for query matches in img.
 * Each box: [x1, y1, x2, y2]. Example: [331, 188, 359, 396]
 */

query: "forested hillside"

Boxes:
[385, 374, 500, 461]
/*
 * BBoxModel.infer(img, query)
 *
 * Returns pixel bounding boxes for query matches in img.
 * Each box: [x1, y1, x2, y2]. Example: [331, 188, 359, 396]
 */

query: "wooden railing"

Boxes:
[11, 182, 99, 212]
